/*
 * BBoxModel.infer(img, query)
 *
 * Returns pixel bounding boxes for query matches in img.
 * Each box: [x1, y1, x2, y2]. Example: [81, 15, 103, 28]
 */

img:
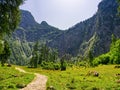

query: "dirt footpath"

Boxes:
[15, 67, 47, 90]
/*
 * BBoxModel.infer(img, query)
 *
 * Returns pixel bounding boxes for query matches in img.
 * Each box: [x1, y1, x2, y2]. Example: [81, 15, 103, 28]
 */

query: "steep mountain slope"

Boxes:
[48, 0, 120, 57]
[8, 10, 63, 65]
[8, 0, 120, 65]
[13, 10, 63, 42]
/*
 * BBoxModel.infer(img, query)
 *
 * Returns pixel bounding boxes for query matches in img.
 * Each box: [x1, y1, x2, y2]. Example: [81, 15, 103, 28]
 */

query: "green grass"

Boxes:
[0, 65, 34, 90]
[20, 65, 120, 90]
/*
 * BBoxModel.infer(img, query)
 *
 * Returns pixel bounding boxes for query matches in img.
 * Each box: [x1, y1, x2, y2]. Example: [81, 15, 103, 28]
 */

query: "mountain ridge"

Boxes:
[8, 0, 120, 65]
[48, 0, 120, 57]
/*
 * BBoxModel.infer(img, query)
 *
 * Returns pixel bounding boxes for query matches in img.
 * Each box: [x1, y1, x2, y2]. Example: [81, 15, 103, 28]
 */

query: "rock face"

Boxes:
[12, 0, 120, 61]
[48, 0, 120, 56]
[13, 10, 63, 42]
[9, 10, 63, 65]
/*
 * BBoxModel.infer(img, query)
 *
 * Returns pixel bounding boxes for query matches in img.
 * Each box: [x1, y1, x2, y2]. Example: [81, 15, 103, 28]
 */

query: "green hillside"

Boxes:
[93, 37, 120, 66]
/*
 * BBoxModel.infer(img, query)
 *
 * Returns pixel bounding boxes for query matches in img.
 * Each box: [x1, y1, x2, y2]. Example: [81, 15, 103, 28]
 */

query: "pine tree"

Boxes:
[0, 0, 25, 37]
[0, 40, 4, 54]
[111, 34, 117, 45]
[0, 0, 25, 66]
[88, 50, 93, 66]
[0, 40, 11, 66]
[32, 52, 39, 68]
[29, 41, 39, 68]
[40, 44, 49, 62]
[60, 55, 67, 71]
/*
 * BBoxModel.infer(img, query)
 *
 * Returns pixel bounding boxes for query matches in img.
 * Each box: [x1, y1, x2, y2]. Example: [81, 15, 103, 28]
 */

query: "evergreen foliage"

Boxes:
[47, 0, 120, 57]
[29, 41, 39, 68]
[0, 0, 25, 66]
[88, 50, 94, 66]
[0, 40, 11, 66]
[0, 40, 4, 54]
[8, 39, 32, 65]
[5, 0, 120, 65]
[60, 55, 67, 71]
[39, 45, 60, 70]
[39, 44, 58, 64]
[0, 0, 25, 36]
[28, 42, 60, 69]
[93, 36, 120, 66]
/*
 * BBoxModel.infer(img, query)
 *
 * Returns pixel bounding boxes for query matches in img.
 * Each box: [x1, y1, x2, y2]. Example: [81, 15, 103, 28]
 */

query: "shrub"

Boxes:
[41, 61, 60, 70]
[41, 62, 54, 70]
[60, 56, 67, 71]
[53, 63, 60, 70]
[92, 54, 110, 66]
[114, 65, 120, 68]
[93, 39, 120, 66]
[99, 54, 110, 64]
[16, 83, 26, 88]
[79, 61, 88, 67]
[92, 58, 101, 66]
[8, 84, 14, 88]
[68, 64, 73, 67]
[61, 61, 67, 71]
[110, 54, 120, 64]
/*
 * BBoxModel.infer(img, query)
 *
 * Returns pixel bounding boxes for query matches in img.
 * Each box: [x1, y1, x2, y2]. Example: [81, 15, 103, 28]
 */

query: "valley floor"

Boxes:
[20, 65, 120, 90]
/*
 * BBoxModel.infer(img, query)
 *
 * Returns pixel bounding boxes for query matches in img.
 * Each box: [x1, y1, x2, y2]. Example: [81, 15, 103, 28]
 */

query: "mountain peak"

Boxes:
[98, 0, 118, 11]
[41, 21, 49, 26]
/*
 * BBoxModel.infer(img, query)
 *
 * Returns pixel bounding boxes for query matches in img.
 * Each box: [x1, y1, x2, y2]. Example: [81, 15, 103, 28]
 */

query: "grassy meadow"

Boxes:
[0, 65, 34, 90]
[20, 65, 120, 90]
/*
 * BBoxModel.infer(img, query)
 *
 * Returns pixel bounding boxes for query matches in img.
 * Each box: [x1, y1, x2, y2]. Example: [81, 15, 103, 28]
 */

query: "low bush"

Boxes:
[16, 83, 26, 88]
[61, 62, 67, 71]
[41, 61, 60, 70]
[41, 62, 54, 70]
[93, 39, 120, 66]
[92, 54, 110, 66]
[8, 84, 14, 88]
[114, 65, 120, 68]
[53, 63, 60, 70]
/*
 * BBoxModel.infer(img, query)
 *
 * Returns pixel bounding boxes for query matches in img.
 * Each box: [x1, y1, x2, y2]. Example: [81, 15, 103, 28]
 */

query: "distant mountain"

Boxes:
[8, 10, 63, 65]
[13, 10, 63, 42]
[8, 0, 120, 65]
[48, 0, 120, 57]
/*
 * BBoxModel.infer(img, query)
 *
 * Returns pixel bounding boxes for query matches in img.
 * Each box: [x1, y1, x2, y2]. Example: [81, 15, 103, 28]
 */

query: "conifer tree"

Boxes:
[0, 0, 25, 65]
[0, 0, 25, 36]
[0, 40, 11, 66]
[60, 55, 67, 71]
[29, 41, 39, 68]
[88, 50, 93, 66]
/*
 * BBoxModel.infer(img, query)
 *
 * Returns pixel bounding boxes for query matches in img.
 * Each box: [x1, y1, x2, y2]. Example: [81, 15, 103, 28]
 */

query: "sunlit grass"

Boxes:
[20, 65, 120, 90]
[0, 65, 34, 90]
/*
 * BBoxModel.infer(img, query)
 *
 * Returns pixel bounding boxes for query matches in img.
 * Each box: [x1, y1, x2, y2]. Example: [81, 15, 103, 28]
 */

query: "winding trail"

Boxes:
[15, 67, 47, 90]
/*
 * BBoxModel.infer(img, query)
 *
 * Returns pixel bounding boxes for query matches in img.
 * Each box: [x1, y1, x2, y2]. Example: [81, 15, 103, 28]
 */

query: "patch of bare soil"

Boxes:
[15, 67, 47, 90]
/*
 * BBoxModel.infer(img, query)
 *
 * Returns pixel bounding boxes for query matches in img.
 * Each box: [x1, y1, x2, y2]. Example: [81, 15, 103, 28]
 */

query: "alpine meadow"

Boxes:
[0, 0, 120, 90]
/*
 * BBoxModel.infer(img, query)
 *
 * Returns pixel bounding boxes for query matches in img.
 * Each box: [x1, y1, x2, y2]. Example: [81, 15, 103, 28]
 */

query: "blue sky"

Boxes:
[20, 0, 102, 30]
